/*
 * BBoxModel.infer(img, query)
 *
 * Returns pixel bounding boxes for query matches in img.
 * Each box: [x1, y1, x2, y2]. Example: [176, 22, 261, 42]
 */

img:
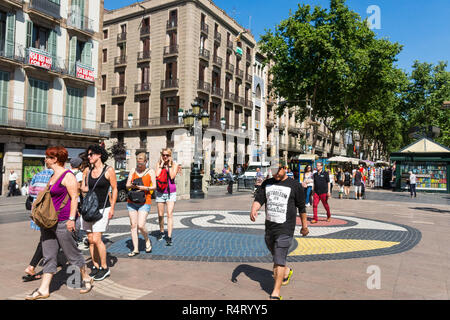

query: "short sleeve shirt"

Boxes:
[255, 177, 305, 238]
[313, 171, 330, 195]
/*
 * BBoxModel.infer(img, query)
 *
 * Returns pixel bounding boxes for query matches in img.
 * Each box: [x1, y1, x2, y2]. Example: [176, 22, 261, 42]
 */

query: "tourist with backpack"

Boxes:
[80, 145, 118, 281]
[155, 148, 181, 246]
[26, 146, 93, 300]
[353, 167, 363, 200]
[126, 152, 156, 256]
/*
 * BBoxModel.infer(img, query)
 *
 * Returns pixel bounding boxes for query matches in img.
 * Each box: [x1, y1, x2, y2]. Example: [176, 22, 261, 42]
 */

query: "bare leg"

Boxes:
[137, 211, 150, 244]
[87, 232, 99, 269]
[93, 232, 107, 269]
[166, 201, 175, 238]
[157, 202, 165, 234]
[128, 210, 139, 252]
[270, 264, 286, 299]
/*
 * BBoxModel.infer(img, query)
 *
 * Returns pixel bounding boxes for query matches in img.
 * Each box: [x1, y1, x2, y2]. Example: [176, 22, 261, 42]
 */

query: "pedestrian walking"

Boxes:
[408, 171, 417, 198]
[81, 145, 118, 281]
[126, 152, 156, 256]
[7, 169, 18, 197]
[155, 148, 181, 246]
[344, 167, 351, 198]
[369, 167, 375, 188]
[311, 162, 332, 224]
[250, 165, 309, 300]
[336, 168, 345, 199]
[286, 167, 294, 179]
[25, 146, 93, 300]
[353, 167, 363, 200]
[226, 168, 234, 194]
[22, 167, 54, 282]
[70, 157, 84, 243]
[328, 170, 335, 197]
[303, 165, 314, 207]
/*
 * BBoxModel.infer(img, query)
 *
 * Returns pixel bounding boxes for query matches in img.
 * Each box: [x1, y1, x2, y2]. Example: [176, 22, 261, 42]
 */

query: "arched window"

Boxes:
[256, 84, 262, 99]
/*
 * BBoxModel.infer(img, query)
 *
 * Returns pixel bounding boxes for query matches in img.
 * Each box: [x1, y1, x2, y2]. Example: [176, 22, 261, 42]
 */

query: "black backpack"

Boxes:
[81, 166, 109, 222]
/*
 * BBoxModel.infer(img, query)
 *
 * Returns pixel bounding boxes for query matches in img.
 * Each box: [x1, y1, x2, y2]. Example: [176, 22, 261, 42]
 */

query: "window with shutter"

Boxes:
[0, 71, 9, 125]
[66, 87, 83, 133]
[27, 78, 49, 130]
[5, 12, 15, 59]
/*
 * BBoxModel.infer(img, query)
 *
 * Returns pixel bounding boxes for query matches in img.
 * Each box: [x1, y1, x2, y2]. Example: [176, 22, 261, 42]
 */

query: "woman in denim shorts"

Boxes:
[126, 153, 156, 256]
[155, 148, 181, 246]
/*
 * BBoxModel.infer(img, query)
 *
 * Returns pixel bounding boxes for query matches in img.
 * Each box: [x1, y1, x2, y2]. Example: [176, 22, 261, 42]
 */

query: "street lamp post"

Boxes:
[183, 99, 209, 199]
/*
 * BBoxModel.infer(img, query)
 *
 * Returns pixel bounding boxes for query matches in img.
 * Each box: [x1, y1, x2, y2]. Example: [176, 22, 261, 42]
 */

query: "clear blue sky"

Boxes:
[105, 0, 450, 73]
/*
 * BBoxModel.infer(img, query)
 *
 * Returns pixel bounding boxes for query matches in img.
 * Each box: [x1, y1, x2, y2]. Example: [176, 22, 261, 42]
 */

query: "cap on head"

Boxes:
[70, 157, 83, 168]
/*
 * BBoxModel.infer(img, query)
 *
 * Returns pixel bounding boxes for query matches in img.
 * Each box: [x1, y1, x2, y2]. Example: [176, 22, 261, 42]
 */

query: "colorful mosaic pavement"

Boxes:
[99, 211, 421, 263]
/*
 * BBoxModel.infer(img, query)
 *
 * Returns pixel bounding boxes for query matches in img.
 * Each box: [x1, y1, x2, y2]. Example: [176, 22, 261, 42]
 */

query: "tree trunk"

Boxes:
[329, 130, 337, 157]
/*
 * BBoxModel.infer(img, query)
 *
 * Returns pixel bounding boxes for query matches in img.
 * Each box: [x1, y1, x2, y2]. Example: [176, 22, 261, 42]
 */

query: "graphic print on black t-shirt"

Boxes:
[265, 184, 291, 224]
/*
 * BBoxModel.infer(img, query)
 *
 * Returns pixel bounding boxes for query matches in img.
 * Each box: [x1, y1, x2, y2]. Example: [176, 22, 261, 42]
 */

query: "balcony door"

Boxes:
[161, 96, 179, 125]
[119, 71, 125, 88]
[117, 103, 124, 128]
[27, 78, 49, 130]
[66, 87, 83, 133]
[139, 99, 149, 127]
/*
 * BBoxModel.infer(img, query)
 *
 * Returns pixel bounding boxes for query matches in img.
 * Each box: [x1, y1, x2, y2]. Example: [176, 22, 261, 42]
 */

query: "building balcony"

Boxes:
[245, 99, 253, 109]
[225, 62, 234, 74]
[137, 50, 151, 63]
[288, 126, 303, 134]
[28, 0, 61, 20]
[112, 86, 127, 98]
[199, 47, 210, 61]
[23, 47, 65, 76]
[266, 119, 274, 128]
[67, 10, 95, 35]
[0, 107, 109, 138]
[111, 116, 183, 131]
[245, 73, 252, 84]
[234, 96, 245, 106]
[3, 0, 24, 9]
[227, 39, 233, 51]
[163, 45, 178, 57]
[114, 55, 127, 67]
[235, 68, 243, 79]
[140, 26, 150, 37]
[117, 32, 127, 43]
[200, 22, 209, 35]
[288, 142, 302, 153]
[246, 53, 252, 64]
[63, 61, 95, 84]
[197, 80, 211, 94]
[279, 143, 288, 151]
[278, 123, 286, 131]
[211, 86, 223, 98]
[0, 42, 25, 66]
[167, 19, 177, 31]
[134, 83, 151, 95]
[161, 79, 179, 91]
[214, 31, 221, 43]
[212, 55, 222, 67]
[224, 91, 235, 103]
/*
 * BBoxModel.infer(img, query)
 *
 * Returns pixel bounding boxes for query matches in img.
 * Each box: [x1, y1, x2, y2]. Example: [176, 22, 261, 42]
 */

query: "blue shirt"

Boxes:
[29, 168, 53, 230]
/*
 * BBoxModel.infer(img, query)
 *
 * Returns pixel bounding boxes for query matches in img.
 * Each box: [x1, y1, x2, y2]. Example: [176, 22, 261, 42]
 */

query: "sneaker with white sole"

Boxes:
[93, 267, 110, 281]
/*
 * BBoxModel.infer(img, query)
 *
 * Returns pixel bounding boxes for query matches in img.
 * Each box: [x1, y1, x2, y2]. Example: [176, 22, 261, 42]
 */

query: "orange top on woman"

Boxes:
[127, 170, 152, 205]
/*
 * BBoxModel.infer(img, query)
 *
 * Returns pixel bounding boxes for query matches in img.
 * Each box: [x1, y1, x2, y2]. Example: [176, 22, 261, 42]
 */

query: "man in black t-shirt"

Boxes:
[251, 166, 309, 300]
[312, 162, 332, 224]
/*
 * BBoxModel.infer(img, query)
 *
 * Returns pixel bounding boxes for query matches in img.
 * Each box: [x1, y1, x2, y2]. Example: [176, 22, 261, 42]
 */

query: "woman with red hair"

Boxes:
[26, 146, 93, 300]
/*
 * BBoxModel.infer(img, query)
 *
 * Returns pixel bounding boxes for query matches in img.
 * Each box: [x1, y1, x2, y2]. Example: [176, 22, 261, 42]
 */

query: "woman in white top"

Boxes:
[303, 165, 314, 206]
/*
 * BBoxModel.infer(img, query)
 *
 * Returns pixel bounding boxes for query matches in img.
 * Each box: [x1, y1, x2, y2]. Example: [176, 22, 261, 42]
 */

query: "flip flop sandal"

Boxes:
[22, 273, 42, 282]
[80, 277, 94, 294]
[269, 295, 283, 300]
[282, 268, 293, 286]
[25, 289, 50, 300]
[145, 240, 152, 253]
[128, 251, 140, 257]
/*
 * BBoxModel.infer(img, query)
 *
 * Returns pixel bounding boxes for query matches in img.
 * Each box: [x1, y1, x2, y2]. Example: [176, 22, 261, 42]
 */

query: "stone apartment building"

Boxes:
[101, 0, 256, 173]
[0, 0, 106, 195]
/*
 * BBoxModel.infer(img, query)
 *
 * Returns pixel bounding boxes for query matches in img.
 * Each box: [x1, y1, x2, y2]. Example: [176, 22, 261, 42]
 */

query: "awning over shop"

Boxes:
[297, 154, 319, 161]
[327, 156, 353, 163]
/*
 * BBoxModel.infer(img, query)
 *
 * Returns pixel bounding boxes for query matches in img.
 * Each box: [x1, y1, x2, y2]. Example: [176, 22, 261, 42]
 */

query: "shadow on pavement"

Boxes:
[409, 207, 450, 214]
[231, 264, 273, 294]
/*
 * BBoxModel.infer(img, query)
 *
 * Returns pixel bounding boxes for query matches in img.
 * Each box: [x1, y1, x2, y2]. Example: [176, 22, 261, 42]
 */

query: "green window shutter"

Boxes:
[69, 36, 77, 75]
[66, 87, 83, 132]
[0, 72, 9, 125]
[6, 12, 16, 59]
[82, 42, 92, 67]
[26, 20, 33, 49]
[27, 78, 49, 129]
[48, 29, 57, 69]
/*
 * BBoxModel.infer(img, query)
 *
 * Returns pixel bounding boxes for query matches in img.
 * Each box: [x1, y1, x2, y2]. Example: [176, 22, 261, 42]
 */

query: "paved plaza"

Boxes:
[0, 187, 449, 300]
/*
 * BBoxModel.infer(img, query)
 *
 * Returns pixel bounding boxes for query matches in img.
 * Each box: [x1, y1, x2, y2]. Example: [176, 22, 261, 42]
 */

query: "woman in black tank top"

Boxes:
[81, 145, 117, 281]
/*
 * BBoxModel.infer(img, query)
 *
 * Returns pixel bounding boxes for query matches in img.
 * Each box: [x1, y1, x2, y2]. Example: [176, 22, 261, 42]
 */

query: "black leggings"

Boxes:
[29, 235, 43, 268]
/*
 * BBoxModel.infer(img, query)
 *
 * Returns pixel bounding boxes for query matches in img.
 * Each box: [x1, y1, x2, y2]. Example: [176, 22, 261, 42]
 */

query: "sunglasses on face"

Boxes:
[87, 153, 97, 157]
[162, 154, 170, 157]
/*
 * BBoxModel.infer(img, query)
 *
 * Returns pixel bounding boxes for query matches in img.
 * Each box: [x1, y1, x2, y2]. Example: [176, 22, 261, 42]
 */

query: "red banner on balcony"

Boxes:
[76, 63, 95, 82]
[28, 48, 52, 70]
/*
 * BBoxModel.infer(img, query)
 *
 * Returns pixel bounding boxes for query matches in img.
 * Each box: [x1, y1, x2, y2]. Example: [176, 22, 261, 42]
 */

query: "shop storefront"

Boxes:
[391, 138, 450, 193]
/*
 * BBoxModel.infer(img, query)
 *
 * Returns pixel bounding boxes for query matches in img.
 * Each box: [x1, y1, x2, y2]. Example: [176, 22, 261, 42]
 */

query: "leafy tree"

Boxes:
[400, 61, 450, 147]
[259, 0, 403, 156]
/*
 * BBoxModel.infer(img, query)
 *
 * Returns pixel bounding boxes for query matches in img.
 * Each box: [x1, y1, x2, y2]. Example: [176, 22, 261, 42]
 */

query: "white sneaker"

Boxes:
[306, 204, 310, 207]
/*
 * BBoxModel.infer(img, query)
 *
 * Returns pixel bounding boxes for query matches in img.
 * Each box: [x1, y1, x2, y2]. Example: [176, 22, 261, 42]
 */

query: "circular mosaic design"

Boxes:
[101, 211, 421, 263]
